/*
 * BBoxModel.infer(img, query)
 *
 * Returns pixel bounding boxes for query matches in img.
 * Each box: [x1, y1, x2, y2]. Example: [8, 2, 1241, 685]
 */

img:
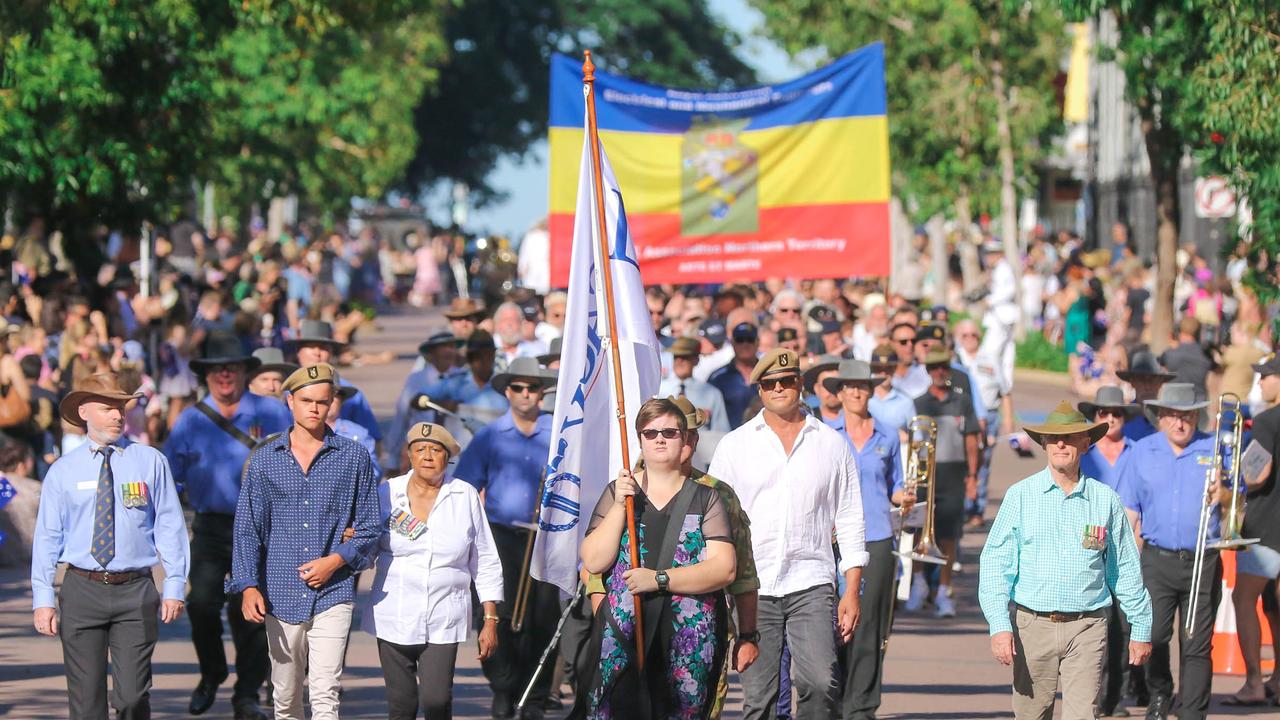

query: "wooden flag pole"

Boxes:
[583, 49, 644, 670]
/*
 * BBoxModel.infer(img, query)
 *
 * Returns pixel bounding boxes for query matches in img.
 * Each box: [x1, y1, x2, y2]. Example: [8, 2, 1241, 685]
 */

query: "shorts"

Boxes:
[1236, 543, 1280, 580]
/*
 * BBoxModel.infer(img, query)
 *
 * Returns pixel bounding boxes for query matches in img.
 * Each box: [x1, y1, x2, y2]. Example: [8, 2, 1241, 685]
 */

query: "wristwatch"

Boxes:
[738, 630, 761, 644]
[655, 570, 670, 593]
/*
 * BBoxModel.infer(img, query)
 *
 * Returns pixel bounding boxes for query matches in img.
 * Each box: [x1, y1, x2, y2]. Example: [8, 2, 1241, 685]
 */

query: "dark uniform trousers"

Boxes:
[1140, 545, 1221, 720]
[1097, 599, 1147, 710]
[484, 523, 561, 709]
[841, 538, 895, 720]
[59, 570, 159, 720]
[187, 513, 269, 701]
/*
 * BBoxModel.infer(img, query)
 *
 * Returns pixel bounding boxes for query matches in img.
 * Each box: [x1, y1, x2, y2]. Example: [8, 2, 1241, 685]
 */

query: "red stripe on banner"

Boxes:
[549, 202, 890, 286]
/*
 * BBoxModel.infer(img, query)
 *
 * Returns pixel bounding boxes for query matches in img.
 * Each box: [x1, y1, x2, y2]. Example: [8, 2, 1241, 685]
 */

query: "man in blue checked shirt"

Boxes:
[32, 373, 190, 720]
[229, 363, 380, 720]
[1118, 383, 1224, 720]
[979, 401, 1151, 720]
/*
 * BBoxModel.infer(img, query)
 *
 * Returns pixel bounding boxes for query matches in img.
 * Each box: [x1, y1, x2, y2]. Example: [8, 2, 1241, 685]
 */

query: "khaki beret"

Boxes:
[407, 422, 461, 457]
[282, 363, 337, 394]
[749, 348, 801, 384]
[669, 336, 701, 358]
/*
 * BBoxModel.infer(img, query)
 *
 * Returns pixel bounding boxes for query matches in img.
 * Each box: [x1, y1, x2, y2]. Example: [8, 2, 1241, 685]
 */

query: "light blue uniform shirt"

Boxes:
[454, 412, 552, 528]
[825, 414, 903, 542]
[1080, 438, 1133, 492]
[658, 375, 731, 433]
[869, 387, 915, 434]
[978, 468, 1152, 641]
[427, 371, 509, 414]
[386, 365, 467, 469]
[1119, 431, 1218, 551]
[32, 439, 190, 608]
[334, 418, 381, 478]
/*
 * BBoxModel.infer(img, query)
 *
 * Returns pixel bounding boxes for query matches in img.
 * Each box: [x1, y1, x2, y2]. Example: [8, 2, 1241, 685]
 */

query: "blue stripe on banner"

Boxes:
[545, 494, 579, 516]
[549, 43, 887, 133]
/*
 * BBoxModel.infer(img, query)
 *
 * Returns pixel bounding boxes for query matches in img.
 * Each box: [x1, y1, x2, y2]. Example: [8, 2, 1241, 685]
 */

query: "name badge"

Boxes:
[122, 482, 150, 509]
[1196, 455, 1213, 466]
[389, 509, 427, 540]
[76, 480, 98, 491]
[1082, 524, 1106, 550]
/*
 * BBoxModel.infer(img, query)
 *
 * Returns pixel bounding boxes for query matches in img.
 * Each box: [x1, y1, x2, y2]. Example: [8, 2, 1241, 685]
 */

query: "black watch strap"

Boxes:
[656, 570, 669, 593]
[738, 630, 761, 644]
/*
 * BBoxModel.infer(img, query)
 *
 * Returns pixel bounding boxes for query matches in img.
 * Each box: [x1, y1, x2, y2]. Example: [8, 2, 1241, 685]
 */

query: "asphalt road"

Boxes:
[0, 306, 1273, 719]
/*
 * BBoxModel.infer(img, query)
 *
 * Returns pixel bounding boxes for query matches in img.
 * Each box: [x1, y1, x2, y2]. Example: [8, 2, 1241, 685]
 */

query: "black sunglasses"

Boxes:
[507, 383, 541, 395]
[759, 375, 800, 392]
[894, 337, 916, 345]
[640, 428, 683, 440]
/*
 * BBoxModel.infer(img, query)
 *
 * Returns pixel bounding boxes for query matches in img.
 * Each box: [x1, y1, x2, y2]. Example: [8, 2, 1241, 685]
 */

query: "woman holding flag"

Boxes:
[574, 397, 737, 719]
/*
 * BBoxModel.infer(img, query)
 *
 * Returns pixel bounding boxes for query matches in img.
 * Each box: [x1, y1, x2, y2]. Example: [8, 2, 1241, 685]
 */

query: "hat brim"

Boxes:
[443, 309, 485, 320]
[802, 361, 840, 388]
[59, 390, 143, 428]
[1143, 399, 1209, 427]
[755, 367, 802, 385]
[1116, 370, 1175, 382]
[1077, 401, 1140, 420]
[407, 436, 461, 458]
[1023, 420, 1109, 447]
[250, 362, 299, 379]
[283, 337, 348, 352]
[536, 352, 562, 365]
[822, 374, 888, 395]
[190, 356, 263, 375]
[491, 369, 557, 394]
[418, 338, 466, 356]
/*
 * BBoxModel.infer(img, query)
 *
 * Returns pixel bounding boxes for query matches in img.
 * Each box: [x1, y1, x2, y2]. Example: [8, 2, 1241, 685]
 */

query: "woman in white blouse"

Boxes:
[363, 422, 503, 719]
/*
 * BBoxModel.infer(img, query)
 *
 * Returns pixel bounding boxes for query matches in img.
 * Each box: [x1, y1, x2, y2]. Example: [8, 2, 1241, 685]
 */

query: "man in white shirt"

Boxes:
[982, 240, 1019, 385]
[709, 348, 868, 720]
[516, 220, 550, 295]
[658, 337, 731, 433]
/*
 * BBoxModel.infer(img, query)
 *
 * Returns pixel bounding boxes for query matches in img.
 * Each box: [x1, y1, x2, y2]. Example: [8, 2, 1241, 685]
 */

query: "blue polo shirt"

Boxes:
[1122, 415, 1156, 442]
[825, 414, 903, 543]
[1119, 431, 1218, 551]
[163, 392, 293, 515]
[1080, 439, 1133, 492]
[708, 362, 755, 430]
[869, 387, 915, 434]
[454, 412, 552, 528]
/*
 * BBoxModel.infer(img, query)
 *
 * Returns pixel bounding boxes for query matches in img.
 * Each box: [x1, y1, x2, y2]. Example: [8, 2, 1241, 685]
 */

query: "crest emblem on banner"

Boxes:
[681, 117, 759, 235]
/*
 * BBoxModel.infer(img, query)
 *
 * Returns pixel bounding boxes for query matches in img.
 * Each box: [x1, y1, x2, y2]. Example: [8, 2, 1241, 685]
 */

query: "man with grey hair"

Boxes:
[536, 290, 567, 346]
[770, 289, 807, 333]
[492, 301, 547, 369]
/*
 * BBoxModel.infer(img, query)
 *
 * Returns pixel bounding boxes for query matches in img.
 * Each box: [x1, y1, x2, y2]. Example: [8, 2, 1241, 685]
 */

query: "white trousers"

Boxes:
[265, 603, 353, 720]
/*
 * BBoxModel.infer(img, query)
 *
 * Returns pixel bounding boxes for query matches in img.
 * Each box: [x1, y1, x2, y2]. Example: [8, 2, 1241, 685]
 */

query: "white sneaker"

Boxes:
[934, 586, 956, 618]
[905, 574, 928, 612]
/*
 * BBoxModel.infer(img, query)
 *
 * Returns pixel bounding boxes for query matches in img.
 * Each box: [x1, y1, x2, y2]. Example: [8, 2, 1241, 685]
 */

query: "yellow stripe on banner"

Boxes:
[548, 115, 890, 214]
[742, 115, 890, 206]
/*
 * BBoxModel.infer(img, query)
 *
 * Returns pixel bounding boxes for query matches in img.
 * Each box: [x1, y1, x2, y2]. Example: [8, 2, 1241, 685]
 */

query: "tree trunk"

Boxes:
[926, 213, 949, 307]
[991, 46, 1026, 340]
[1140, 114, 1180, 354]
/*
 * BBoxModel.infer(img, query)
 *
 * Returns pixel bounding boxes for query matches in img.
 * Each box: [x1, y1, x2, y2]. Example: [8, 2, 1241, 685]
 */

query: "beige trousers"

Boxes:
[265, 602, 353, 720]
[1010, 606, 1108, 720]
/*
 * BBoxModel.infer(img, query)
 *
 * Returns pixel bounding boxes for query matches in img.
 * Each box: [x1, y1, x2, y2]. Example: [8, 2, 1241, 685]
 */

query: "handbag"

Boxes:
[0, 382, 31, 428]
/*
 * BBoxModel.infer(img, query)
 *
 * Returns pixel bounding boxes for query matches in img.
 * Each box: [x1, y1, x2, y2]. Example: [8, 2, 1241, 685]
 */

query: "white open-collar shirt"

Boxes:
[709, 410, 868, 597]
[362, 473, 504, 645]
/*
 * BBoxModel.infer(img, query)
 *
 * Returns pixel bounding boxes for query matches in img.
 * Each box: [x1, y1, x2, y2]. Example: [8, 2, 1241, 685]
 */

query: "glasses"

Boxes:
[1095, 408, 1125, 418]
[776, 307, 801, 315]
[640, 428, 682, 440]
[759, 375, 800, 392]
[1158, 409, 1198, 423]
[507, 383, 540, 395]
[894, 337, 916, 346]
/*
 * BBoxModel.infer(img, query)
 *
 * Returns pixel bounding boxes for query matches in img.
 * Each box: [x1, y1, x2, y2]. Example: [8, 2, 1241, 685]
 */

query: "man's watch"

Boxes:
[655, 570, 669, 593]
[738, 630, 761, 644]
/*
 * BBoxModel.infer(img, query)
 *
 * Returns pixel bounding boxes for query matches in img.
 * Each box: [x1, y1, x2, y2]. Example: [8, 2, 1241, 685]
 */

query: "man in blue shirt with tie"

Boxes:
[164, 333, 291, 719]
[1119, 383, 1219, 720]
[454, 356, 557, 720]
[32, 373, 190, 720]
[658, 336, 730, 433]
[709, 322, 762, 429]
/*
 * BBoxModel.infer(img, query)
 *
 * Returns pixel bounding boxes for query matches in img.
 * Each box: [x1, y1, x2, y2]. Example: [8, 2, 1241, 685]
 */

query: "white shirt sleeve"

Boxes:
[833, 439, 869, 571]
[470, 490, 505, 604]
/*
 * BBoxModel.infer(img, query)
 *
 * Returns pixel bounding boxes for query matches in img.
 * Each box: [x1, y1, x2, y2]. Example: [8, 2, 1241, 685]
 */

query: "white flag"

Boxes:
[531, 110, 662, 596]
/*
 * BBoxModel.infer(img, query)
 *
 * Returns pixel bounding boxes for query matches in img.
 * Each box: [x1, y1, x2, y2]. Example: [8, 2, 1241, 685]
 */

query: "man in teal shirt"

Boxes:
[979, 401, 1152, 720]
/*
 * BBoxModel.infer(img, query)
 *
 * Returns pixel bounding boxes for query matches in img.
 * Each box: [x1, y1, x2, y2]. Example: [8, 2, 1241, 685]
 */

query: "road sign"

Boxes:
[1195, 176, 1237, 218]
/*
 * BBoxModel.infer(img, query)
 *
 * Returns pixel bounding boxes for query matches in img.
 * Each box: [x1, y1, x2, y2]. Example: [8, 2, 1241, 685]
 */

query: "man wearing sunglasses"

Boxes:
[888, 322, 930, 398]
[454, 356, 560, 720]
[709, 322, 763, 430]
[709, 348, 868, 720]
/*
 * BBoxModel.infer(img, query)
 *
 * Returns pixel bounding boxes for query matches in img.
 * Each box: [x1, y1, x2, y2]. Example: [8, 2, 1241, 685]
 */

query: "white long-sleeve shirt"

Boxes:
[708, 411, 868, 597]
[362, 474, 504, 645]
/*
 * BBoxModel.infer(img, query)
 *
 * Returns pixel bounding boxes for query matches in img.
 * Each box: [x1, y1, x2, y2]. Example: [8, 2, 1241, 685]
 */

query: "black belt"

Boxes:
[1015, 603, 1106, 623]
[68, 566, 148, 585]
[1145, 544, 1217, 562]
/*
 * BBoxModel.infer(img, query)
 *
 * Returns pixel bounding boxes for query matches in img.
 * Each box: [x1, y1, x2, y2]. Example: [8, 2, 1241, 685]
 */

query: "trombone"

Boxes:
[510, 473, 545, 633]
[1187, 393, 1260, 636]
[896, 416, 946, 567]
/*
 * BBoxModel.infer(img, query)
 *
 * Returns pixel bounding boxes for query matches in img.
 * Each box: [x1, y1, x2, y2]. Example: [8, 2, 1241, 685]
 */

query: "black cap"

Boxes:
[808, 305, 837, 324]
[731, 322, 758, 343]
[777, 327, 799, 344]
[917, 322, 947, 342]
[698, 318, 727, 347]
[1253, 351, 1280, 377]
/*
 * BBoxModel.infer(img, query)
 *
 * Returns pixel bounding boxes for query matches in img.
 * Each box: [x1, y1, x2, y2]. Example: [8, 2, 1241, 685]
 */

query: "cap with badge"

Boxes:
[698, 318, 727, 348]
[1252, 351, 1280, 377]
[750, 348, 801, 384]
[776, 327, 800, 345]
[869, 343, 898, 368]
[809, 305, 841, 334]
[406, 421, 462, 457]
[669, 336, 701, 358]
[282, 363, 337, 394]
[731, 322, 759, 344]
[917, 322, 947, 343]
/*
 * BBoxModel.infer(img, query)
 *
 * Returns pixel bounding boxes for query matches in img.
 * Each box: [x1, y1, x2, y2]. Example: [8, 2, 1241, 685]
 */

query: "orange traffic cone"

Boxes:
[1211, 550, 1276, 675]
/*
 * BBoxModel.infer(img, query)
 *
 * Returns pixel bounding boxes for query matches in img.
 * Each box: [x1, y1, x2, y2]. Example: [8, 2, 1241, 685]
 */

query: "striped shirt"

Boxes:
[978, 467, 1152, 641]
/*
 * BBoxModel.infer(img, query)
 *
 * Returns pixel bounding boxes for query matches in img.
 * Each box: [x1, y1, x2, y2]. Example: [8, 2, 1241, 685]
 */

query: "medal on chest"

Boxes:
[389, 508, 427, 540]
[1082, 524, 1106, 550]
[122, 482, 150, 509]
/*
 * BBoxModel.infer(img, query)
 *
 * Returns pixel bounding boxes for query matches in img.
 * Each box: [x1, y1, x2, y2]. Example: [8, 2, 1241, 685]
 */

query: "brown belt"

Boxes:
[1015, 603, 1106, 623]
[68, 566, 148, 585]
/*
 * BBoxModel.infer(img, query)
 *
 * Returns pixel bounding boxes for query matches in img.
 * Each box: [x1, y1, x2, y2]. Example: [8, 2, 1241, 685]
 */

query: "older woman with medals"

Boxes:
[575, 397, 737, 719]
[362, 422, 503, 719]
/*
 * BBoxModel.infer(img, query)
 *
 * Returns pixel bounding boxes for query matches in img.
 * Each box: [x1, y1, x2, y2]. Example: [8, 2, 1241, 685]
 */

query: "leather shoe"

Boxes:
[233, 699, 267, 720]
[492, 691, 515, 719]
[188, 675, 225, 715]
[1144, 695, 1170, 720]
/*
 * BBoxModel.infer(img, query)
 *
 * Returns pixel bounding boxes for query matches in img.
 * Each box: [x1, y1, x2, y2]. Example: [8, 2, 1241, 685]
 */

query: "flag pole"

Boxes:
[583, 49, 645, 670]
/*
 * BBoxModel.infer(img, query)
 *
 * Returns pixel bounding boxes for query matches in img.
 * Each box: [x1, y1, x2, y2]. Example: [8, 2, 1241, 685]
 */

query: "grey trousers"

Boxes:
[1011, 606, 1108, 720]
[741, 583, 838, 720]
[377, 638, 460, 720]
[59, 570, 160, 720]
[842, 539, 895, 719]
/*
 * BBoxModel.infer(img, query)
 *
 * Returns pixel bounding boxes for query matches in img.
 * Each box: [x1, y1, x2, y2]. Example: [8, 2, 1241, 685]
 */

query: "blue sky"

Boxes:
[434, 0, 816, 239]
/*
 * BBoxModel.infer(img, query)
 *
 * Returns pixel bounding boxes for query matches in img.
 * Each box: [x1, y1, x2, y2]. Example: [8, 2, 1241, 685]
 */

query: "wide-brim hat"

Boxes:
[443, 297, 487, 320]
[284, 319, 347, 351]
[60, 372, 143, 428]
[821, 359, 887, 395]
[1116, 350, 1175, 382]
[491, 356, 557, 393]
[668, 395, 706, 431]
[538, 337, 563, 365]
[248, 347, 299, 379]
[1023, 401, 1108, 446]
[190, 332, 262, 374]
[419, 332, 465, 357]
[1142, 382, 1209, 426]
[803, 354, 842, 391]
[1078, 385, 1139, 420]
